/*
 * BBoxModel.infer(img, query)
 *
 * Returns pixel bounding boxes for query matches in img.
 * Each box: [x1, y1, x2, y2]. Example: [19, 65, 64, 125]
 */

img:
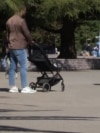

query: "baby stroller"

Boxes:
[28, 43, 65, 92]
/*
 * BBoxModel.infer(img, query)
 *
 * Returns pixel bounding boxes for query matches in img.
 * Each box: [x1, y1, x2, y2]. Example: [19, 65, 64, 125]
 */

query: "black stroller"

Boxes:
[28, 43, 65, 92]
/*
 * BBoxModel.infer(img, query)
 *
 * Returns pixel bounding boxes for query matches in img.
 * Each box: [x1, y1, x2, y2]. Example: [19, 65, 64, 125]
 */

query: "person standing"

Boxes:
[6, 5, 36, 93]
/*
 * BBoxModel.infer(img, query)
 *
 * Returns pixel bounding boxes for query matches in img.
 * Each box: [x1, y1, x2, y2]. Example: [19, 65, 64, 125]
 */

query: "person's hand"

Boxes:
[32, 40, 35, 44]
[29, 39, 36, 46]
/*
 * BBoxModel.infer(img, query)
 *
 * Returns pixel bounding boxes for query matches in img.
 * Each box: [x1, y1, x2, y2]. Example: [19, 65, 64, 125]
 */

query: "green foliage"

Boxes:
[33, 0, 100, 23]
[0, 0, 100, 58]
[31, 28, 60, 47]
[75, 20, 100, 50]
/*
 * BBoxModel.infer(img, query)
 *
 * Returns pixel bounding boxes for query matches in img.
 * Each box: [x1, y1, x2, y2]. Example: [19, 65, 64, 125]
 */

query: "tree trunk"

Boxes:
[58, 17, 77, 59]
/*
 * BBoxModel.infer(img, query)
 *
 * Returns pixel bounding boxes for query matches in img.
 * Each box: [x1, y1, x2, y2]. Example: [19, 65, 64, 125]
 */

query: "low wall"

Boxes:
[50, 57, 100, 70]
[1, 56, 100, 71]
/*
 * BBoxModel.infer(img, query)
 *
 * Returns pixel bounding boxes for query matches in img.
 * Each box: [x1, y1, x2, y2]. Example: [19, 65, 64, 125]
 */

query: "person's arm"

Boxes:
[6, 23, 9, 42]
[21, 19, 33, 45]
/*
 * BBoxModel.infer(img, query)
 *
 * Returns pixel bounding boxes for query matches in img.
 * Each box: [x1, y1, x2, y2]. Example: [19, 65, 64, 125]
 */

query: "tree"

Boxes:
[28, 0, 100, 58]
[1, 0, 100, 58]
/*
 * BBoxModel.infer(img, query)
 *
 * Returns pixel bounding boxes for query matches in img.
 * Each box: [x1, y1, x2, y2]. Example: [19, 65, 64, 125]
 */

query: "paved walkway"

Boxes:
[0, 70, 100, 133]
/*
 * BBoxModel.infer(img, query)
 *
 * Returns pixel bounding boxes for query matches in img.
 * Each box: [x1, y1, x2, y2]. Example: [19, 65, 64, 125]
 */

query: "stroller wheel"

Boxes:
[29, 82, 36, 89]
[43, 83, 51, 92]
[61, 81, 65, 91]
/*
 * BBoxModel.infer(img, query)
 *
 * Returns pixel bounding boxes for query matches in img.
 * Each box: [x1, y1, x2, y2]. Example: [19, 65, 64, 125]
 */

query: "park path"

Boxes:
[0, 70, 100, 133]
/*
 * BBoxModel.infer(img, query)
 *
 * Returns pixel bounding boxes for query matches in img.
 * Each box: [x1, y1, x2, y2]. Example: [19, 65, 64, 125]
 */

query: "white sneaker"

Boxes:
[9, 86, 19, 93]
[21, 86, 36, 93]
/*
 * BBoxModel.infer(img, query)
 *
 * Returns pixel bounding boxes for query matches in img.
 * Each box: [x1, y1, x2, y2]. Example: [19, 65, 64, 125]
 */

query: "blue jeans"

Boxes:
[9, 49, 28, 88]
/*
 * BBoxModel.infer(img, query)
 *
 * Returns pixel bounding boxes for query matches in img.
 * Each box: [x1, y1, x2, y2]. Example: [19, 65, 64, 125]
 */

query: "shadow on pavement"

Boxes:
[93, 83, 100, 85]
[0, 125, 81, 133]
[0, 116, 99, 121]
[0, 109, 61, 112]
[0, 88, 9, 92]
[0, 88, 57, 93]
